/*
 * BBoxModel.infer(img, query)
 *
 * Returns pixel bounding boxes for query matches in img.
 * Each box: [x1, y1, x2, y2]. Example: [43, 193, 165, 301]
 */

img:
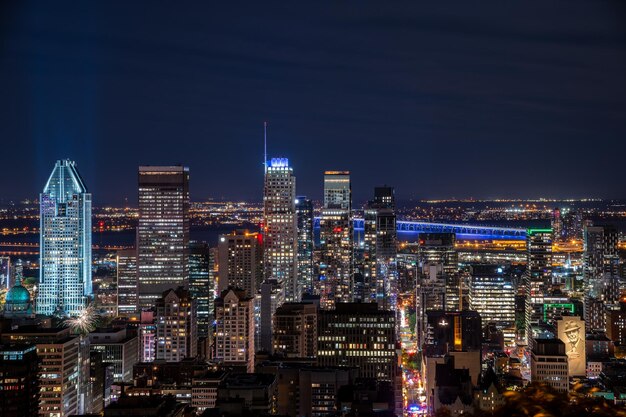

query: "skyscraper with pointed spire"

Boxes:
[37, 159, 92, 316]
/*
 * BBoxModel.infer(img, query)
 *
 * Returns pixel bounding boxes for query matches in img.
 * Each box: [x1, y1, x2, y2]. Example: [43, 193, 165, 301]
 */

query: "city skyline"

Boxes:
[1, 2, 625, 203]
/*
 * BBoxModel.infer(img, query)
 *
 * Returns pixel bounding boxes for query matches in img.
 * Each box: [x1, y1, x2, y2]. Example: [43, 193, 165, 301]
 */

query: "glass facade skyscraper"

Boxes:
[137, 166, 190, 309]
[37, 159, 92, 317]
[319, 171, 353, 309]
[295, 196, 314, 295]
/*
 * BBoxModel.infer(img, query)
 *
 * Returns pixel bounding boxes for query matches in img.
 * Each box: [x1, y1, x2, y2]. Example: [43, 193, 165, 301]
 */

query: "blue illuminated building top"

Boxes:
[269, 158, 289, 168]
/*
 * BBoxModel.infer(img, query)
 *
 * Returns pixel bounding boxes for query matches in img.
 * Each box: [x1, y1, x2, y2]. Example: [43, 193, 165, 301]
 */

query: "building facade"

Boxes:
[218, 230, 263, 298]
[273, 302, 318, 358]
[116, 249, 137, 317]
[214, 288, 255, 372]
[155, 287, 197, 362]
[318, 303, 397, 382]
[137, 166, 190, 310]
[319, 171, 353, 309]
[263, 158, 298, 302]
[296, 196, 314, 296]
[37, 159, 92, 317]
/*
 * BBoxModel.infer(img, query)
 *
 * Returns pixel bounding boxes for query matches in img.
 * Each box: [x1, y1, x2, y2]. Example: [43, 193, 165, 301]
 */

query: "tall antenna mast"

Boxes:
[264, 121, 268, 173]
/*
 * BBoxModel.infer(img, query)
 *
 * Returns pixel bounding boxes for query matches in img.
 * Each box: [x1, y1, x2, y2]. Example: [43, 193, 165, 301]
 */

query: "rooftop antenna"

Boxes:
[264, 121, 268, 173]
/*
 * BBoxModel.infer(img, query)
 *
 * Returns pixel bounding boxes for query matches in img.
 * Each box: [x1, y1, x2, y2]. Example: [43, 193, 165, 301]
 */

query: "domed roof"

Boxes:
[6, 283, 31, 304]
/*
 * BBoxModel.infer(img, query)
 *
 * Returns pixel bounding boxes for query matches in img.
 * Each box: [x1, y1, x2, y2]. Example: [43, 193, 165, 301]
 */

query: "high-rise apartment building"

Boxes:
[273, 302, 318, 358]
[189, 241, 214, 340]
[37, 160, 92, 317]
[417, 233, 461, 312]
[155, 287, 197, 362]
[318, 303, 397, 382]
[137, 166, 190, 310]
[217, 230, 263, 298]
[295, 196, 314, 295]
[214, 288, 255, 372]
[263, 158, 298, 302]
[363, 186, 397, 309]
[521, 228, 552, 343]
[116, 249, 137, 318]
[319, 171, 353, 309]
[584, 224, 620, 331]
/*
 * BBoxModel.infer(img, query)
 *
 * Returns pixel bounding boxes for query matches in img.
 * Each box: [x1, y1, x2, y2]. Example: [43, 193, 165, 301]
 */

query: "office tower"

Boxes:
[273, 302, 318, 358]
[217, 230, 263, 297]
[295, 196, 314, 295]
[318, 303, 397, 382]
[530, 339, 569, 393]
[139, 310, 156, 362]
[88, 328, 138, 383]
[319, 171, 353, 309]
[37, 159, 92, 317]
[363, 186, 397, 309]
[214, 288, 255, 372]
[0, 344, 39, 417]
[418, 233, 461, 311]
[583, 224, 620, 331]
[520, 228, 552, 344]
[469, 265, 516, 328]
[1, 327, 82, 417]
[0, 256, 10, 290]
[116, 249, 137, 317]
[137, 166, 190, 310]
[189, 241, 214, 340]
[155, 287, 197, 362]
[263, 158, 298, 301]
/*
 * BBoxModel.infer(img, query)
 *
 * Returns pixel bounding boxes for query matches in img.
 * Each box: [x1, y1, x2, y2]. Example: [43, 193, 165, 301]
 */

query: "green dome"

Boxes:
[6, 284, 31, 304]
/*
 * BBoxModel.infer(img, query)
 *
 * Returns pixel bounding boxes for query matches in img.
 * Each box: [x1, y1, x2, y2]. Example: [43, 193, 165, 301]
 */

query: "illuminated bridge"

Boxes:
[313, 218, 526, 240]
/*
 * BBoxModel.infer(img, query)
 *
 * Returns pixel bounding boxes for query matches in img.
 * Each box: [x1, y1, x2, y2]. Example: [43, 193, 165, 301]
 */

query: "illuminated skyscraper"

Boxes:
[295, 196, 314, 295]
[520, 228, 552, 343]
[116, 249, 137, 318]
[319, 171, 353, 309]
[469, 265, 516, 345]
[583, 224, 620, 331]
[137, 166, 190, 309]
[418, 233, 461, 311]
[218, 230, 263, 298]
[189, 241, 214, 340]
[263, 158, 298, 302]
[37, 159, 92, 317]
[363, 186, 397, 309]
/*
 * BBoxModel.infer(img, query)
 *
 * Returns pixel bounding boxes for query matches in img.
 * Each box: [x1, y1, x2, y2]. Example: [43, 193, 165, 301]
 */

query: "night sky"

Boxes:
[1, 2, 625, 205]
